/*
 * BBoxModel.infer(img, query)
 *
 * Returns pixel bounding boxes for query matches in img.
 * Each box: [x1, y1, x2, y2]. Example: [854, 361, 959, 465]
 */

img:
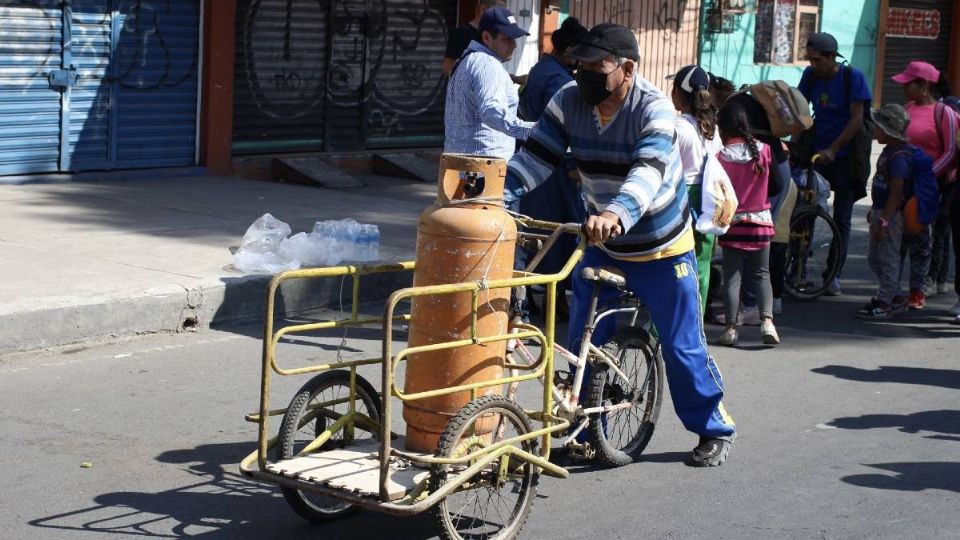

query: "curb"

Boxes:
[1, 258, 415, 355]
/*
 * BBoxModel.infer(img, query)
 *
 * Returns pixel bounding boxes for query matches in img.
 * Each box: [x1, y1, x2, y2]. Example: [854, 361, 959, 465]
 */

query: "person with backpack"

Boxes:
[706, 76, 804, 320]
[797, 33, 873, 296]
[892, 61, 960, 309]
[670, 65, 723, 316]
[715, 101, 783, 346]
[891, 61, 959, 309]
[858, 104, 913, 318]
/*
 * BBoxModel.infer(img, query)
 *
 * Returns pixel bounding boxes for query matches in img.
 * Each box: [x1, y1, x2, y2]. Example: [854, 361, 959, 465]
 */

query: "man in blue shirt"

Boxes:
[798, 32, 873, 295]
[443, 7, 535, 160]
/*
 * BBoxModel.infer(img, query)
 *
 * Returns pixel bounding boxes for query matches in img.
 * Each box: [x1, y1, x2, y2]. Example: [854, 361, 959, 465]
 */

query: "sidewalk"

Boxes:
[0, 172, 435, 354]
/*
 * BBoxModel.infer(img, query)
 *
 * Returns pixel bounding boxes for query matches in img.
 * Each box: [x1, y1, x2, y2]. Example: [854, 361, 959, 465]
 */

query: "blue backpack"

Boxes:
[895, 146, 938, 225]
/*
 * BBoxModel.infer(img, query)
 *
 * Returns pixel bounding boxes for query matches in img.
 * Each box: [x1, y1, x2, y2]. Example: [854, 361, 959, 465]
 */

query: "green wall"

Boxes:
[699, 0, 879, 91]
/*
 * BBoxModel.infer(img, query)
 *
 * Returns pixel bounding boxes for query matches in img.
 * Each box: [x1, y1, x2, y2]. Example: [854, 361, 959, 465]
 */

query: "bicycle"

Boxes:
[507, 223, 666, 467]
[783, 159, 843, 300]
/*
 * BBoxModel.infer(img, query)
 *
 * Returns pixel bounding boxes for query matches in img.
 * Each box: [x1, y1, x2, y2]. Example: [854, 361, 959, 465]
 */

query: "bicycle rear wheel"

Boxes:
[784, 206, 842, 300]
[586, 327, 664, 467]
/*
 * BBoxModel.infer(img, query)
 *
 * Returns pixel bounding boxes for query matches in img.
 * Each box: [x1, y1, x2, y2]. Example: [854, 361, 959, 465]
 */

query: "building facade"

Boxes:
[698, 0, 960, 105]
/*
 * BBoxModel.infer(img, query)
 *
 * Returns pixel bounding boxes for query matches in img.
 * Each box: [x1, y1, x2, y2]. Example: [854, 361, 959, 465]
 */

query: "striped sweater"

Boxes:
[504, 75, 688, 258]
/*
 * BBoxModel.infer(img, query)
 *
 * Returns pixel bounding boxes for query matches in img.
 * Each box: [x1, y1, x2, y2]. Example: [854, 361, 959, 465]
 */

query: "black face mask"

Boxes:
[575, 68, 613, 106]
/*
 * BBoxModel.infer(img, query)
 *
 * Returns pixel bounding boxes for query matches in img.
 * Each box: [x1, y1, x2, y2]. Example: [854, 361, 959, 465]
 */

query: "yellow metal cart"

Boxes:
[240, 217, 591, 540]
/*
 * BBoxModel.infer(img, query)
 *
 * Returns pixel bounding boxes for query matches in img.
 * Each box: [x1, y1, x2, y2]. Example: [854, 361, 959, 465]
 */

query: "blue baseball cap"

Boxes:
[479, 7, 529, 39]
[669, 65, 711, 93]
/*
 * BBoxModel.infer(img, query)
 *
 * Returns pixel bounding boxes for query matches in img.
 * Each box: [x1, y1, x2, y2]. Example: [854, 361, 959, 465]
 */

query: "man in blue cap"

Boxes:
[444, 6, 535, 161]
[798, 32, 873, 296]
[505, 23, 737, 467]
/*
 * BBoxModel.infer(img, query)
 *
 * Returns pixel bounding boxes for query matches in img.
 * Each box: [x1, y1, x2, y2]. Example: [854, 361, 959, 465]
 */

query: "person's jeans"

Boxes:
[900, 225, 932, 293]
[868, 212, 904, 304]
[815, 156, 855, 277]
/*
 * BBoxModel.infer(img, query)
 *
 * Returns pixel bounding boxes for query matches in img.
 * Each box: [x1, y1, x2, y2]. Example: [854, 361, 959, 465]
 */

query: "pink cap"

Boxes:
[891, 61, 940, 84]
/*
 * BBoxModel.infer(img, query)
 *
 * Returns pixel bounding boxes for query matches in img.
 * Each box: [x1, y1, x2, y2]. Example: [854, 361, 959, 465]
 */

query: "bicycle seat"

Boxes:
[580, 266, 627, 290]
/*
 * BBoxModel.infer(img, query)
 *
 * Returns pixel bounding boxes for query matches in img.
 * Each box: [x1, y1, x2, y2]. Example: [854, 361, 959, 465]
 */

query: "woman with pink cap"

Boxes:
[892, 61, 959, 314]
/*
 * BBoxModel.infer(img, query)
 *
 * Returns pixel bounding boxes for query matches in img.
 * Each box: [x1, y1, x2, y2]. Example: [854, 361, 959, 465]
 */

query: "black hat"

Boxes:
[805, 32, 845, 58]
[669, 65, 710, 93]
[567, 23, 639, 63]
[551, 16, 587, 52]
[479, 6, 529, 39]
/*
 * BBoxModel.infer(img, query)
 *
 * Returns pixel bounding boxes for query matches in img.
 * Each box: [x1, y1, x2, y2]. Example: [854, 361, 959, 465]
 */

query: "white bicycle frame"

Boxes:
[507, 304, 645, 447]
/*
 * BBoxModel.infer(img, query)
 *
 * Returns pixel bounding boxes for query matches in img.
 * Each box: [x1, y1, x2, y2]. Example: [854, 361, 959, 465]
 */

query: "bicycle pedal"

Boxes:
[553, 370, 573, 385]
[566, 442, 595, 461]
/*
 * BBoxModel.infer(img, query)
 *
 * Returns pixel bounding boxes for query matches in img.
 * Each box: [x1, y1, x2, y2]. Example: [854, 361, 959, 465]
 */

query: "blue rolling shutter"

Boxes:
[69, 0, 113, 170]
[0, 3, 63, 175]
[111, 0, 200, 168]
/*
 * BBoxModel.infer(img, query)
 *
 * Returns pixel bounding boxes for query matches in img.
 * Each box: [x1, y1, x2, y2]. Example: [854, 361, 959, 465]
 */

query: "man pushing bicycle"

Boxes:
[503, 23, 736, 466]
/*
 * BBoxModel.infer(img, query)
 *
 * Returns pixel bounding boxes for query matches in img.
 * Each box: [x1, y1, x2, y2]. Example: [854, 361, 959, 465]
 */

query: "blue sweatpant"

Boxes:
[567, 246, 736, 439]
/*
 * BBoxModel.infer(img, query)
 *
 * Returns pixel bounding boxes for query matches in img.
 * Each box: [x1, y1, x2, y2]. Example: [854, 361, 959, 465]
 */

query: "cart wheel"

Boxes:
[276, 370, 381, 523]
[430, 395, 537, 540]
[586, 327, 664, 467]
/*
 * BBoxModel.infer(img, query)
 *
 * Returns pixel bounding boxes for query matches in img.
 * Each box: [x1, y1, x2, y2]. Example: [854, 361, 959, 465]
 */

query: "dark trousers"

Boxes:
[815, 156, 855, 277]
[929, 213, 952, 284]
[952, 188, 960, 296]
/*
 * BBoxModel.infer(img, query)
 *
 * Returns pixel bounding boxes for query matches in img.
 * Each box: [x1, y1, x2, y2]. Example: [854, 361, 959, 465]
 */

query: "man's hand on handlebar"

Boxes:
[585, 212, 623, 245]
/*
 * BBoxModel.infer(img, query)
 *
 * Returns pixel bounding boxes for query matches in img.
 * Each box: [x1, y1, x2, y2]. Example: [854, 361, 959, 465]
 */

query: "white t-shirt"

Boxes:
[675, 113, 722, 185]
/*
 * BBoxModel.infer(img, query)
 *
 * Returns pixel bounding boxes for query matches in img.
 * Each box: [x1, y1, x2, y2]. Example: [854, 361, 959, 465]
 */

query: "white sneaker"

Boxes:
[772, 298, 782, 315]
[937, 282, 950, 294]
[949, 298, 960, 316]
[719, 327, 738, 346]
[825, 277, 842, 296]
[924, 277, 937, 296]
[739, 305, 761, 326]
[761, 319, 780, 345]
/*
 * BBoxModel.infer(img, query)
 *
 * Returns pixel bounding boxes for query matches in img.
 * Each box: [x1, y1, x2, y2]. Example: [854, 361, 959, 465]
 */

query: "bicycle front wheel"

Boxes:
[586, 327, 664, 467]
[784, 205, 842, 300]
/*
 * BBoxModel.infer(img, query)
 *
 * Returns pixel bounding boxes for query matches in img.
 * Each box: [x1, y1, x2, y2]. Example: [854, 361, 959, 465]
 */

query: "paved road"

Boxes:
[2, 219, 959, 539]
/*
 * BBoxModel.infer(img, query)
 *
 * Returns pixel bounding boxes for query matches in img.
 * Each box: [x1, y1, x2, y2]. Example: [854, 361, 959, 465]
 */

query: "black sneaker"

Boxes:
[688, 435, 734, 467]
[856, 298, 892, 319]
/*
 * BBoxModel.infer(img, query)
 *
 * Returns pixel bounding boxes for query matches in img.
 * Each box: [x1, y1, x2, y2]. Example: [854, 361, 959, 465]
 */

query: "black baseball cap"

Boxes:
[479, 7, 529, 39]
[805, 32, 845, 58]
[567, 23, 639, 63]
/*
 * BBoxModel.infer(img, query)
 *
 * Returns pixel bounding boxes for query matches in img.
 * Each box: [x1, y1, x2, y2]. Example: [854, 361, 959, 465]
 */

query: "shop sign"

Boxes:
[887, 7, 941, 39]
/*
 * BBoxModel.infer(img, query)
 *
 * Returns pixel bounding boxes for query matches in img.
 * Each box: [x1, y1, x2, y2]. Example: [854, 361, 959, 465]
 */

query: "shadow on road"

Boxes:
[827, 409, 960, 439]
[811, 365, 960, 390]
[28, 442, 437, 539]
[842, 462, 960, 493]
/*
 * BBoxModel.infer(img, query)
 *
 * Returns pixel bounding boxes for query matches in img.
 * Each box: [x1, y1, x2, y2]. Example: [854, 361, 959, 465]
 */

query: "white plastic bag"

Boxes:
[233, 213, 300, 274]
[695, 152, 739, 236]
[792, 167, 830, 211]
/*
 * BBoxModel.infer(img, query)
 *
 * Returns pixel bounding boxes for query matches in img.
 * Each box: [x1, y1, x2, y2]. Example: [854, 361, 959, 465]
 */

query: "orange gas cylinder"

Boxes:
[403, 154, 518, 452]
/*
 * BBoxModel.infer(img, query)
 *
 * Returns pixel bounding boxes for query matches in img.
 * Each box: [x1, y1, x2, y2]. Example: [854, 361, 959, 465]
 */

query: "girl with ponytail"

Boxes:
[715, 101, 783, 347]
[671, 65, 722, 317]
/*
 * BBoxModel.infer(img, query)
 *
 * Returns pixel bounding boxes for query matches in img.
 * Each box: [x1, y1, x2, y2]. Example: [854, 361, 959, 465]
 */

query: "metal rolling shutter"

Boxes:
[111, 0, 200, 168]
[0, 3, 63, 175]
[363, 0, 454, 149]
[69, 0, 112, 170]
[881, 0, 954, 105]
[232, 0, 329, 154]
[232, 0, 454, 153]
